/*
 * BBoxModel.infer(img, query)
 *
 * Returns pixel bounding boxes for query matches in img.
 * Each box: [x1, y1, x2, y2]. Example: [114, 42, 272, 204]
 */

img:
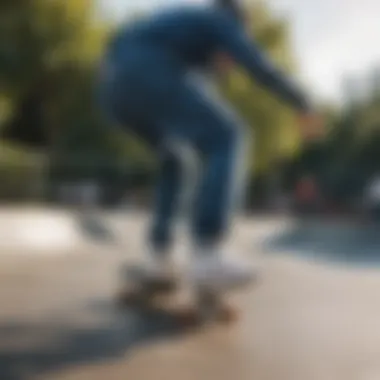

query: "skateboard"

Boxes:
[116, 263, 238, 327]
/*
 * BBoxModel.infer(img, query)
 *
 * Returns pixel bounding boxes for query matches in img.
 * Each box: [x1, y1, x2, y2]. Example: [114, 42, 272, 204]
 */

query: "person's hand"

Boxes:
[297, 112, 325, 142]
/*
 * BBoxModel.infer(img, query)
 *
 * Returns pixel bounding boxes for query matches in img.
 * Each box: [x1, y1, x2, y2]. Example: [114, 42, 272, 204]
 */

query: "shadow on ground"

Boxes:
[263, 220, 380, 267]
[0, 299, 193, 380]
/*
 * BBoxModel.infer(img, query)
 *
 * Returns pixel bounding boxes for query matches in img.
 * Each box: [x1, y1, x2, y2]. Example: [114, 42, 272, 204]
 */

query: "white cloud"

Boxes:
[268, 0, 380, 102]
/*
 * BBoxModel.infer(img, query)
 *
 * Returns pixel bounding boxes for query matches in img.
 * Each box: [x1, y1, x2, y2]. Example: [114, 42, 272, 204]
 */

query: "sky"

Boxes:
[98, 0, 380, 104]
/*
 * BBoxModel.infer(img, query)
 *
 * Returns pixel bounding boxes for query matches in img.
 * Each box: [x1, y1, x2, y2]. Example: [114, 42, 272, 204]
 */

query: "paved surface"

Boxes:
[1, 210, 380, 380]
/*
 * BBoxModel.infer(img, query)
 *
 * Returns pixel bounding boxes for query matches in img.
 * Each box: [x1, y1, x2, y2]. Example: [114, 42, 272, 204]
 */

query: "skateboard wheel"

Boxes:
[116, 290, 144, 307]
[173, 305, 238, 327]
[174, 308, 201, 327]
[116, 284, 176, 309]
[218, 305, 238, 324]
[147, 280, 176, 294]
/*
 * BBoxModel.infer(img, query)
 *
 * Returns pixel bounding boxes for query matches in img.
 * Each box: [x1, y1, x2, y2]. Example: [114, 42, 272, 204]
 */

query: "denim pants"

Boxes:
[99, 45, 250, 252]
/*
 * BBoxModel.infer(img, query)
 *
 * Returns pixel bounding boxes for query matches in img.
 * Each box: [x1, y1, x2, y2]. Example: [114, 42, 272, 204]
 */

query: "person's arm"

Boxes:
[211, 11, 311, 112]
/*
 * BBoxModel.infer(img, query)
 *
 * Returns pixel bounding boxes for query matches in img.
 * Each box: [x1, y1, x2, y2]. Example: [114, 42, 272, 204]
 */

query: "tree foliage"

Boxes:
[284, 80, 380, 202]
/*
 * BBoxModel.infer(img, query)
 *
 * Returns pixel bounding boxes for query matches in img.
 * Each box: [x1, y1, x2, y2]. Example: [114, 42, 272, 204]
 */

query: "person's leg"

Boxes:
[149, 143, 183, 254]
[99, 46, 193, 280]
[101, 50, 253, 286]
[169, 73, 250, 249]
[191, 120, 248, 248]
[163, 77, 255, 291]
[146, 138, 200, 272]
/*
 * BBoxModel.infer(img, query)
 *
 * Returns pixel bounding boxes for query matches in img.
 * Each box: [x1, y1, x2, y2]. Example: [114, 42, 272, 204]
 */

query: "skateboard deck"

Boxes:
[116, 263, 238, 327]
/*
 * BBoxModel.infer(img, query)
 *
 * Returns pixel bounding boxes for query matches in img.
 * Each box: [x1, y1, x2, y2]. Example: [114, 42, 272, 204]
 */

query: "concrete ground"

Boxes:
[1, 209, 380, 380]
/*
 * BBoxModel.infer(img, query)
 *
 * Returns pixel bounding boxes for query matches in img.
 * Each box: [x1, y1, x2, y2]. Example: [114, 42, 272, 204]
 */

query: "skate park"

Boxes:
[1, 208, 380, 380]
[2, 0, 380, 378]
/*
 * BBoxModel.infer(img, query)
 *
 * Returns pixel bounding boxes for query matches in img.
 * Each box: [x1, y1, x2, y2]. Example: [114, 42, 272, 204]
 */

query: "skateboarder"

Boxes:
[97, 0, 320, 292]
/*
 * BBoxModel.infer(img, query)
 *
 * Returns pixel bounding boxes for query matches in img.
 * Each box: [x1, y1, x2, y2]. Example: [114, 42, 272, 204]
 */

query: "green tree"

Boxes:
[0, 0, 122, 198]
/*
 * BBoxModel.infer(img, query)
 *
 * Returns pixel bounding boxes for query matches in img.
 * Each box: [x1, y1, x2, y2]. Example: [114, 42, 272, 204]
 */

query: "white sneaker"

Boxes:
[188, 253, 257, 293]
